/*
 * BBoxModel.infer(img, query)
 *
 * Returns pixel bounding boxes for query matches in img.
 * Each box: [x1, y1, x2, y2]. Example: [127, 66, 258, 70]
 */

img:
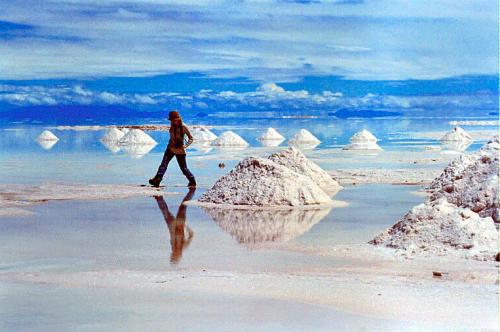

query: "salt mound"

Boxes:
[371, 137, 499, 260]
[269, 147, 342, 194]
[101, 127, 125, 142]
[258, 127, 285, 141]
[429, 136, 499, 221]
[199, 157, 333, 206]
[289, 129, 320, 144]
[370, 198, 497, 259]
[211, 131, 249, 147]
[121, 143, 155, 159]
[441, 140, 472, 152]
[203, 207, 331, 248]
[343, 129, 382, 151]
[121, 128, 130, 134]
[119, 129, 157, 145]
[192, 126, 217, 141]
[100, 140, 121, 153]
[441, 126, 473, 142]
[37, 130, 59, 141]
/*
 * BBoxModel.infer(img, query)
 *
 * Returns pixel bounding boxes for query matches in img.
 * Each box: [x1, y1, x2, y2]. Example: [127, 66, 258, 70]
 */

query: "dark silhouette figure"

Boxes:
[149, 110, 196, 188]
[154, 188, 196, 264]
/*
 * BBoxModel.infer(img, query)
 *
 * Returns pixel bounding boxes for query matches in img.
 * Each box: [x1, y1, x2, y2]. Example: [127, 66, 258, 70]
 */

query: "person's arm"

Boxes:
[183, 125, 194, 148]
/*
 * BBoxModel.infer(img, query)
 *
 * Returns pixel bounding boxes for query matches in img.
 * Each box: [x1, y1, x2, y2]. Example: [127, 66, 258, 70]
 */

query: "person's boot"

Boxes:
[149, 176, 162, 188]
[187, 177, 197, 188]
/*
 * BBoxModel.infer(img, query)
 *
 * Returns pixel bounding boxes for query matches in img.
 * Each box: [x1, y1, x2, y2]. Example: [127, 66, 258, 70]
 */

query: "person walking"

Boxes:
[149, 110, 196, 188]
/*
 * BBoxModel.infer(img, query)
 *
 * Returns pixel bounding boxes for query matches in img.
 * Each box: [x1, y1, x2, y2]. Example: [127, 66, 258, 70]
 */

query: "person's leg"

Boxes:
[156, 148, 175, 179]
[175, 154, 196, 187]
[150, 149, 175, 186]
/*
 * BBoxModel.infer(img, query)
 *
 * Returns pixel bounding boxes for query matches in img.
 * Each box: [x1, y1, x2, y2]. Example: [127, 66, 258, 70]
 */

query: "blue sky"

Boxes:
[0, 0, 497, 110]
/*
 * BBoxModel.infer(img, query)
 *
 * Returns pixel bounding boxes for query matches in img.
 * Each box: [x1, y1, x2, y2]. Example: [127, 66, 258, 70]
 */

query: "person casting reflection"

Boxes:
[154, 188, 196, 264]
[149, 110, 196, 188]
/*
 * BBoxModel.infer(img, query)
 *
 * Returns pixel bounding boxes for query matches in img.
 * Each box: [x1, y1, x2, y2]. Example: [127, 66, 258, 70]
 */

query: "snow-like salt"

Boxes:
[192, 126, 217, 142]
[203, 206, 331, 248]
[343, 129, 382, 151]
[269, 147, 342, 194]
[119, 129, 157, 145]
[441, 126, 473, 142]
[370, 198, 497, 259]
[121, 143, 155, 159]
[199, 157, 333, 206]
[289, 129, 320, 144]
[258, 128, 285, 141]
[371, 137, 499, 260]
[37, 130, 59, 141]
[211, 131, 249, 147]
[101, 127, 125, 142]
[430, 137, 499, 221]
[121, 128, 130, 134]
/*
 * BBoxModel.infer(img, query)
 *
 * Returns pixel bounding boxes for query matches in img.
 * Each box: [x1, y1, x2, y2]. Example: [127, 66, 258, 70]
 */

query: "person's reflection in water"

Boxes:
[154, 188, 196, 264]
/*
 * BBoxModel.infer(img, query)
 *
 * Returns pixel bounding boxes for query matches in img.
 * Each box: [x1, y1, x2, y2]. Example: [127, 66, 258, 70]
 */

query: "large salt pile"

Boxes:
[198, 157, 333, 206]
[269, 147, 342, 194]
[37, 130, 59, 141]
[429, 136, 499, 221]
[370, 198, 497, 259]
[343, 129, 382, 151]
[101, 127, 125, 142]
[119, 129, 157, 145]
[371, 137, 499, 260]
[203, 207, 331, 248]
[211, 131, 249, 147]
[258, 128, 285, 141]
[192, 126, 217, 142]
[121, 128, 130, 134]
[441, 126, 473, 142]
[121, 143, 156, 159]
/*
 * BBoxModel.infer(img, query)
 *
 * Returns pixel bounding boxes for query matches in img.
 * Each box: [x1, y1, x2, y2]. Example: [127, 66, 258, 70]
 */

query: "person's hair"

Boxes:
[169, 110, 182, 128]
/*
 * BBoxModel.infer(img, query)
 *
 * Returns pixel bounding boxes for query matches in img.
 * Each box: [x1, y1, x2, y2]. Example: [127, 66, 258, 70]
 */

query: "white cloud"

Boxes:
[0, 0, 496, 81]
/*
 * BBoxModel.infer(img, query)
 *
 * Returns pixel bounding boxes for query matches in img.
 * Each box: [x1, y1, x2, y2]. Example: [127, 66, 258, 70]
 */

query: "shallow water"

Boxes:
[0, 119, 497, 330]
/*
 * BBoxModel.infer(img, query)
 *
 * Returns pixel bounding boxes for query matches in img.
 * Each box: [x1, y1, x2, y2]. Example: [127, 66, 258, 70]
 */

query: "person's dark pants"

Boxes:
[155, 148, 195, 181]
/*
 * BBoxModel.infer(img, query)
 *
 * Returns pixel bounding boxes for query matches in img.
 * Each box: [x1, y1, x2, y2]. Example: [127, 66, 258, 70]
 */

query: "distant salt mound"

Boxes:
[289, 129, 320, 144]
[101, 127, 125, 142]
[203, 207, 331, 248]
[370, 198, 497, 259]
[119, 129, 157, 145]
[37, 130, 59, 141]
[199, 157, 333, 206]
[269, 147, 342, 194]
[258, 128, 285, 141]
[343, 129, 382, 151]
[441, 126, 473, 142]
[211, 131, 249, 147]
[121, 128, 130, 134]
[429, 136, 499, 221]
[371, 137, 499, 260]
[192, 126, 217, 142]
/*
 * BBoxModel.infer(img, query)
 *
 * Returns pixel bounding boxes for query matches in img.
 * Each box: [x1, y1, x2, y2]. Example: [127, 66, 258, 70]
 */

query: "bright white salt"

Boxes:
[370, 198, 497, 259]
[371, 137, 499, 260]
[119, 129, 157, 145]
[289, 129, 320, 144]
[199, 157, 333, 206]
[269, 147, 342, 194]
[441, 126, 473, 142]
[211, 131, 249, 147]
[192, 126, 217, 141]
[37, 130, 59, 141]
[121, 128, 130, 134]
[101, 127, 125, 142]
[258, 128, 285, 141]
[343, 129, 382, 151]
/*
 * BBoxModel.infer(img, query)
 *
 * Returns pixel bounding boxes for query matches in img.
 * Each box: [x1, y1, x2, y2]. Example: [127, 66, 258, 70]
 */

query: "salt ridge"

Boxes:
[211, 131, 249, 147]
